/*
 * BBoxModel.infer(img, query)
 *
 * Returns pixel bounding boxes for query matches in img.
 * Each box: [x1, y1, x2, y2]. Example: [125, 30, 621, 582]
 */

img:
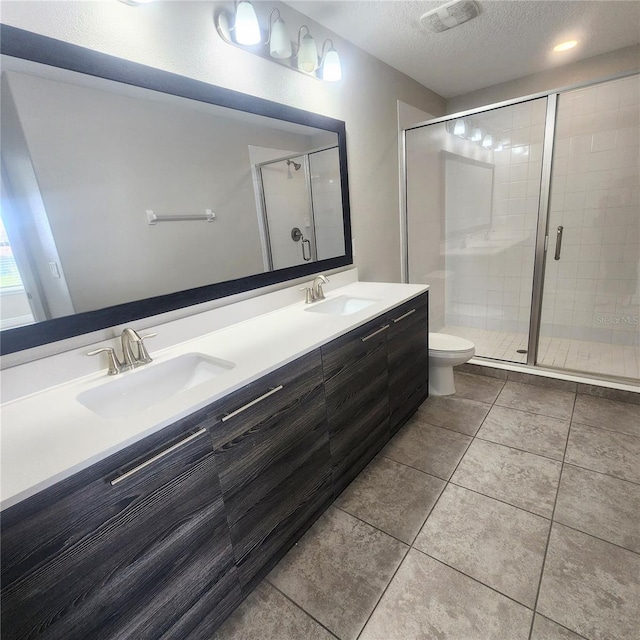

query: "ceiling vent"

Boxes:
[420, 0, 481, 33]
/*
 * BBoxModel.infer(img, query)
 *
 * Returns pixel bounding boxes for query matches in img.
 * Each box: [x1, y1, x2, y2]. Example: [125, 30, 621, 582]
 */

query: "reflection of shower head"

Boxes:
[286, 159, 302, 171]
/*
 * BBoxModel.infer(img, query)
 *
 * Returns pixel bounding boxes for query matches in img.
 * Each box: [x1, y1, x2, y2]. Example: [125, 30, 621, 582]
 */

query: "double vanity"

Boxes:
[1, 279, 429, 639]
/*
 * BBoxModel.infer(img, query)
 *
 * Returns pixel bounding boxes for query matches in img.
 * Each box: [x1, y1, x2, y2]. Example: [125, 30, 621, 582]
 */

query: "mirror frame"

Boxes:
[0, 25, 352, 355]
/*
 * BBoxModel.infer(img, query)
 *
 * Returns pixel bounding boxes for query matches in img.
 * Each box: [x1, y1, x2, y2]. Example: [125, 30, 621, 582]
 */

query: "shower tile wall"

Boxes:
[541, 75, 640, 348]
[444, 99, 547, 339]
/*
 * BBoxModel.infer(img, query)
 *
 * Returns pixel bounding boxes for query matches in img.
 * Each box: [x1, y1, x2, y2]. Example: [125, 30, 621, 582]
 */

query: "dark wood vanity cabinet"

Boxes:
[208, 350, 333, 594]
[0, 409, 242, 640]
[321, 291, 429, 495]
[1, 292, 428, 639]
[386, 293, 429, 435]
[322, 316, 391, 496]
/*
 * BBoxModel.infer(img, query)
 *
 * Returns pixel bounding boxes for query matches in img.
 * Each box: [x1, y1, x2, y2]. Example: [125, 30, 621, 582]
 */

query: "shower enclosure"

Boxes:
[254, 147, 345, 270]
[404, 73, 639, 382]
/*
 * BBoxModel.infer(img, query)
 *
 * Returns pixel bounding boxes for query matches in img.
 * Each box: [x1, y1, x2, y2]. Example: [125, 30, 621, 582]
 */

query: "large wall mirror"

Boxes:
[0, 25, 352, 355]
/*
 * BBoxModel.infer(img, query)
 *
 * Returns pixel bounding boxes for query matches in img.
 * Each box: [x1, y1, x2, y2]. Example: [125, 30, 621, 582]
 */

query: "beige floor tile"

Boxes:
[267, 507, 406, 640]
[478, 405, 570, 460]
[414, 484, 549, 607]
[453, 371, 505, 403]
[212, 582, 335, 640]
[565, 422, 640, 484]
[531, 614, 586, 639]
[451, 439, 562, 517]
[554, 464, 640, 553]
[416, 395, 491, 436]
[335, 456, 445, 544]
[359, 549, 532, 640]
[537, 524, 640, 640]
[572, 394, 640, 438]
[496, 381, 575, 420]
[381, 420, 471, 480]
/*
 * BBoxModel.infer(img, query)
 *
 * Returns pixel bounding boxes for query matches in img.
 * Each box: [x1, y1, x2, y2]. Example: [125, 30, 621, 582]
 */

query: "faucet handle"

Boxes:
[87, 347, 126, 375]
[299, 287, 314, 304]
[136, 332, 157, 365]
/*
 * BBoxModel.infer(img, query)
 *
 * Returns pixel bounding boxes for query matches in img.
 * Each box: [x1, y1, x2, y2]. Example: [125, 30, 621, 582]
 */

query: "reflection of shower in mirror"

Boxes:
[286, 159, 302, 170]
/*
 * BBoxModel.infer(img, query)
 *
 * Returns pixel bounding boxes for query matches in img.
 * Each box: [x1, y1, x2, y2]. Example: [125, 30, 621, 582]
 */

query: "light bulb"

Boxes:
[235, 1, 261, 46]
[553, 40, 577, 52]
[297, 28, 318, 73]
[270, 18, 292, 59]
[453, 119, 466, 137]
[321, 47, 341, 81]
[471, 127, 482, 142]
[482, 134, 493, 149]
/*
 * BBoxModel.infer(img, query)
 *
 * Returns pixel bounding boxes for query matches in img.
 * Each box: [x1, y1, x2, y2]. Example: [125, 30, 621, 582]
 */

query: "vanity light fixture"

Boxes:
[297, 26, 318, 73]
[266, 9, 292, 59]
[471, 126, 482, 142]
[215, 7, 340, 81]
[481, 134, 493, 149]
[234, 1, 261, 45]
[319, 39, 342, 81]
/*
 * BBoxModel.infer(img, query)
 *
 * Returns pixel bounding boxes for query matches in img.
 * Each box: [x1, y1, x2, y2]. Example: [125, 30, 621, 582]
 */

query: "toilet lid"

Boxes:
[429, 333, 475, 352]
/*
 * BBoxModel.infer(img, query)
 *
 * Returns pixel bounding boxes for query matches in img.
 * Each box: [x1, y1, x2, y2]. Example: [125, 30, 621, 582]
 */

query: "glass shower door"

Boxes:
[405, 97, 548, 363]
[538, 75, 640, 379]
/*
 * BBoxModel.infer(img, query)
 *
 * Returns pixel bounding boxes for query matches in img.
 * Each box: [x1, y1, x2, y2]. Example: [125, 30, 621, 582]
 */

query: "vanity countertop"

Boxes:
[1, 280, 428, 510]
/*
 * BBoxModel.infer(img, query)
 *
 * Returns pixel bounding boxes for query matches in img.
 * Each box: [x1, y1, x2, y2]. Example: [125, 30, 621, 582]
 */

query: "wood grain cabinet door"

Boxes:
[321, 316, 391, 497]
[387, 292, 429, 435]
[208, 350, 332, 594]
[1, 410, 241, 640]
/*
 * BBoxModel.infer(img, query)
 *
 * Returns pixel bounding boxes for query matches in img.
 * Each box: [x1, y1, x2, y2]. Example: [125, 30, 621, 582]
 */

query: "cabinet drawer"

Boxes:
[1, 415, 240, 640]
[210, 350, 332, 592]
[321, 315, 390, 383]
[387, 293, 429, 434]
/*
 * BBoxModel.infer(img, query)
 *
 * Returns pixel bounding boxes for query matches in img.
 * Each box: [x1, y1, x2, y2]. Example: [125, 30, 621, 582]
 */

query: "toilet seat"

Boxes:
[429, 333, 474, 353]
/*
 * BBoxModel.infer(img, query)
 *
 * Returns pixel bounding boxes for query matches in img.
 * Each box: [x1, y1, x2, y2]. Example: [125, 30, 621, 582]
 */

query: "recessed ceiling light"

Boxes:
[553, 40, 578, 52]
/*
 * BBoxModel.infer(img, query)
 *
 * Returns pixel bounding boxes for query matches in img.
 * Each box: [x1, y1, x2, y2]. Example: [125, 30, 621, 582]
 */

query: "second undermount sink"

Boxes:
[77, 353, 235, 420]
[305, 295, 379, 316]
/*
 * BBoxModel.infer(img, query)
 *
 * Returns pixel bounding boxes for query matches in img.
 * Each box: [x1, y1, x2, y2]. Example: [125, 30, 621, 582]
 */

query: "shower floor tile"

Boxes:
[443, 325, 640, 380]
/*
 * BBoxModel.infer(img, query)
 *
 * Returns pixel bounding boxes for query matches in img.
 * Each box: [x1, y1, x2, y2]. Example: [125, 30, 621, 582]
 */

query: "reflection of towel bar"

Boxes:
[146, 209, 215, 225]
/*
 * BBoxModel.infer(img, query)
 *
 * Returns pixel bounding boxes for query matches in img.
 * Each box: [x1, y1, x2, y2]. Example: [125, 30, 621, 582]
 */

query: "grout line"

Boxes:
[561, 460, 640, 487]
[532, 614, 590, 640]
[474, 433, 566, 464]
[410, 546, 535, 612]
[332, 504, 412, 548]
[570, 419, 640, 441]
[526, 391, 577, 640]
[266, 582, 341, 640]
[550, 519, 640, 558]
[379, 452, 453, 483]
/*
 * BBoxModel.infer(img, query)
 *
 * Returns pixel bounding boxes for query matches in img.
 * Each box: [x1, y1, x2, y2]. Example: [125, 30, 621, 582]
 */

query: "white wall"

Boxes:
[447, 45, 640, 114]
[0, 0, 445, 287]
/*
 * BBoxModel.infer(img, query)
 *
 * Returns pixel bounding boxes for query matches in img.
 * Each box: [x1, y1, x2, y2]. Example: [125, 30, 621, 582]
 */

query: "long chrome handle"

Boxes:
[361, 324, 390, 342]
[554, 225, 564, 261]
[302, 239, 311, 262]
[392, 308, 416, 324]
[221, 385, 284, 422]
[110, 428, 207, 486]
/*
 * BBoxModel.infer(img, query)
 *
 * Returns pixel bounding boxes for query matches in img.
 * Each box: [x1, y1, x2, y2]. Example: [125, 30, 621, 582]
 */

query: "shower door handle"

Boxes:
[554, 226, 563, 260]
[302, 238, 311, 261]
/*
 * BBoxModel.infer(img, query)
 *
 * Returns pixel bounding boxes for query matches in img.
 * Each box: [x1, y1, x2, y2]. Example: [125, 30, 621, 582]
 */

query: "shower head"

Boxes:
[286, 159, 302, 171]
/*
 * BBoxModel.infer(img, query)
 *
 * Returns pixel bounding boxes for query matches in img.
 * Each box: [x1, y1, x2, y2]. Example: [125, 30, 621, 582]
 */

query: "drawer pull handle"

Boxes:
[221, 385, 284, 422]
[392, 308, 416, 323]
[361, 324, 390, 342]
[110, 428, 208, 486]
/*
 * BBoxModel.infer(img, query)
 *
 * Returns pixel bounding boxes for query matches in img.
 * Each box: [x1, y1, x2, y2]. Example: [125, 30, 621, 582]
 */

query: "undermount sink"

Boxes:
[305, 295, 379, 316]
[77, 353, 235, 419]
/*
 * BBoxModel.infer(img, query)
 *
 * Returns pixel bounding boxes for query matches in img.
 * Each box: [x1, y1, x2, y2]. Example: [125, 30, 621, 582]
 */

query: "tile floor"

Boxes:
[213, 372, 640, 640]
[444, 325, 640, 380]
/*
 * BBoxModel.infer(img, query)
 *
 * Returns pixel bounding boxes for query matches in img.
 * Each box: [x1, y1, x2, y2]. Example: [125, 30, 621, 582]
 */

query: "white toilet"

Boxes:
[428, 333, 476, 396]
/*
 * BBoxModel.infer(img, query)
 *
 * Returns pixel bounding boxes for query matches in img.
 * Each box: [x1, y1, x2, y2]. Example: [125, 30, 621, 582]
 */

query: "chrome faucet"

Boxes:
[312, 274, 329, 300]
[300, 274, 330, 304]
[88, 328, 157, 375]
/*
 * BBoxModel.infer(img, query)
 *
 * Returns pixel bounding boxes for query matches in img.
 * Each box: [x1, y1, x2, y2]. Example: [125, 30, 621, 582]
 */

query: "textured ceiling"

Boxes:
[284, 0, 640, 98]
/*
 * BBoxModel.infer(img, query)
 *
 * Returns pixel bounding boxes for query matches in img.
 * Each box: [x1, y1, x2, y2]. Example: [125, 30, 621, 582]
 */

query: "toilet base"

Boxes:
[428, 362, 457, 396]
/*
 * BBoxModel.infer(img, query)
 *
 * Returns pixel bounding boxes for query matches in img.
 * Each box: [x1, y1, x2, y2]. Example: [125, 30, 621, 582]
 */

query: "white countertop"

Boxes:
[1, 280, 427, 510]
